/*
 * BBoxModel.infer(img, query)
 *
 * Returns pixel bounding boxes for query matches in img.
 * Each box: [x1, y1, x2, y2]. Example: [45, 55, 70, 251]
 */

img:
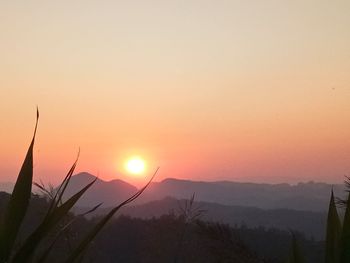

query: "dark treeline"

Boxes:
[0, 192, 323, 263]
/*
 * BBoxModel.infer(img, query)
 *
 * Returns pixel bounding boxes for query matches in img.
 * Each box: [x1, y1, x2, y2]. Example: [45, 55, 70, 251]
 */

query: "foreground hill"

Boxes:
[79, 196, 326, 240]
[0, 192, 323, 263]
[60, 172, 344, 211]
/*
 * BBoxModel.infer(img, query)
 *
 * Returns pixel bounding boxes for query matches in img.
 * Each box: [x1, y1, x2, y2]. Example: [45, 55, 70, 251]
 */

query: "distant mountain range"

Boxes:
[1, 172, 345, 211]
[143, 177, 345, 211]
[0, 182, 14, 193]
[1, 172, 343, 240]
[58, 172, 345, 212]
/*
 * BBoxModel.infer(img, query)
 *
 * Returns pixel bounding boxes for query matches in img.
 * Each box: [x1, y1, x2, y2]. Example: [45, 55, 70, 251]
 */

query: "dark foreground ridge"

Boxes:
[0, 192, 324, 263]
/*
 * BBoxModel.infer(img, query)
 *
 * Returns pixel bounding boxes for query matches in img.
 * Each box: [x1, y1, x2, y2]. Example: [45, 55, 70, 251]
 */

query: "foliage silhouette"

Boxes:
[0, 111, 155, 263]
[286, 179, 350, 263]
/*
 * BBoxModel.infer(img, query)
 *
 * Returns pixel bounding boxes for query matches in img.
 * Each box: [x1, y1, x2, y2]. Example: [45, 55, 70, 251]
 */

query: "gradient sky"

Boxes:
[1, 0, 350, 186]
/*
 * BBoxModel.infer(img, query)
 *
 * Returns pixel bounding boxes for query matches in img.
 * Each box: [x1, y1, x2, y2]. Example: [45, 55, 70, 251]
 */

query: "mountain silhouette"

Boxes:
[140, 178, 344, 211]
[1, 173, 340, 240]
[62, 172, 138, 207]
[0, 182, 14, 193]
[88, 197, 326, 240]
[58, 172, 345, 212]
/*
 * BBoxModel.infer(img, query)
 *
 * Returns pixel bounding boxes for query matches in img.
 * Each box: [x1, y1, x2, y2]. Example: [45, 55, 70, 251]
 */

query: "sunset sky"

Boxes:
[1, 1, 349, 186]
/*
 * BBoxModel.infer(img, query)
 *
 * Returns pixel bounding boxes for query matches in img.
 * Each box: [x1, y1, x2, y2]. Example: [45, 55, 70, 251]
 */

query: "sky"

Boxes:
[0, 0, 350, 186]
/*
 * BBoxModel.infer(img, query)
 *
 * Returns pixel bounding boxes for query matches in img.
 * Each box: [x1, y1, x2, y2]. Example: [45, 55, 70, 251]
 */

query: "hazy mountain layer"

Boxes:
[1, 172, 345, 211]
[59, 172, 344, 211]
[78, 196, 326, 240]
[141, 178, 345, 211]
[0, 182, 14, 193]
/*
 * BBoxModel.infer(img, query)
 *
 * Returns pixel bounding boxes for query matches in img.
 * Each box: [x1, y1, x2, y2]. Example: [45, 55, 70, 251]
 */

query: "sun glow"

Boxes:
[125, 157, 146, 175]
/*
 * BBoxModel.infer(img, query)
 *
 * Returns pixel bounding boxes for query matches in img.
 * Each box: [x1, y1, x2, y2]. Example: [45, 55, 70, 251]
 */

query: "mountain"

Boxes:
[0, 192, 323, 263]
[140, 178, 345, 211]
[80, 197, 327, 240]
[61, 173, 337, 240]
[62, 172, 138, 207]
[2, 173, 339, 240]
[0, 182, 14, 193]
[58, 173, 345, 211]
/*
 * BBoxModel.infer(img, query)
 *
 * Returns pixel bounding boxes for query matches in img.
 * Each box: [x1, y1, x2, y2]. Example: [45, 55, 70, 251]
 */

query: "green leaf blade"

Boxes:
[340, 191, 350, 263]
[0, 110, 38, 262]
[64, 168, 158, 263]
[12, 178, 97, 263]
[286, 233, 306, 263]
[325, 190, 342, 263]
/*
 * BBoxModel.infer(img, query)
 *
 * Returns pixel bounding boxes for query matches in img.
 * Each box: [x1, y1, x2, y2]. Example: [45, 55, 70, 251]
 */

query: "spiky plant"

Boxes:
[286, 232, 305, 263]
[325, 190, 341, 263]
[339, 188, 350, 263]
[286, 180, 350, 263]
[323, 180, 350, 263]
[0, 110, 156, 263]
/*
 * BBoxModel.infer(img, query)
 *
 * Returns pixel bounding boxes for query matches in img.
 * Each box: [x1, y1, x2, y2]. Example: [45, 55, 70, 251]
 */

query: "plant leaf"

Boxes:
[46, 150, 80, 217]
[340, 191, 350, 263]
[37, 203, 102, 263]
[12, 178, 97, 263]
[325, 189, 342, 263]
[286, 232, 305, 263]
[0, 109, 39, 262]
[64, 168, 158, 263]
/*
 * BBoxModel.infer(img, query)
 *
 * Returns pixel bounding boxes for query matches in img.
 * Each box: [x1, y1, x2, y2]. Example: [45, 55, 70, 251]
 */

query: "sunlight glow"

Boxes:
[125, 157, 146, 175]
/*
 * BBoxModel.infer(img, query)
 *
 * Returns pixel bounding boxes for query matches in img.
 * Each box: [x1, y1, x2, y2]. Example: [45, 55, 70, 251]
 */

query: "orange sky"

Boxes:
[0, 1, 350, 186]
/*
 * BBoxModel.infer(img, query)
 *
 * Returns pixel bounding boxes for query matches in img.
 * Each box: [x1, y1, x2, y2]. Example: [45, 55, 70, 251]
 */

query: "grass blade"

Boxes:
[12, 178, 97, 263]
[325, 189, 342, 263]
[0, 109, 39, 262]
[46, 151, 80, 216]
[64, 168, 158, 263]
[286, 232, 305, 263]
[37, 203, 102, 263]
[340, 191, 350, 263]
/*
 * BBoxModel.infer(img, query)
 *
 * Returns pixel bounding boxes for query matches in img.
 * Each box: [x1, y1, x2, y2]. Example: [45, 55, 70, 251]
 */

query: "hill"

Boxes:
[62, 172, 138, 207]
[0, 192, 324, 262]
[0, 182, 14, 193]
[47, 173, 345, 211]
[80, 196, 327, 240]
[140, 178, 344, 211]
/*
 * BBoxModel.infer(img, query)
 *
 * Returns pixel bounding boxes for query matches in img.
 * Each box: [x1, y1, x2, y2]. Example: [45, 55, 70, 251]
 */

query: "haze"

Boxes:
[0, 1, 349, 186]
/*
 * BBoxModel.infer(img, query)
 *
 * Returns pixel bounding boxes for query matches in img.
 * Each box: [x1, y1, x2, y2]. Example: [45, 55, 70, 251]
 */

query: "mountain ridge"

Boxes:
[0, 172, 345, 211]
[61, 172, 345, 211]
[78, 196, 326, 240]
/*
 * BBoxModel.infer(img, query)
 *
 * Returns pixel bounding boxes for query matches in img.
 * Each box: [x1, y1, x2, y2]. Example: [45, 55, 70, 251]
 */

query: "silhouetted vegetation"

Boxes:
[0, 112, 348, 263]
[0, 192, 324, 263]
[0, 111, 155, 262]
[284, 180, 350, 263]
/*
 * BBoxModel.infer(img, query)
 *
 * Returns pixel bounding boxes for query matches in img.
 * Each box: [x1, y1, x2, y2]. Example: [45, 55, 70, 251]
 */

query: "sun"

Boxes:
[125, 157, 146, 175]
